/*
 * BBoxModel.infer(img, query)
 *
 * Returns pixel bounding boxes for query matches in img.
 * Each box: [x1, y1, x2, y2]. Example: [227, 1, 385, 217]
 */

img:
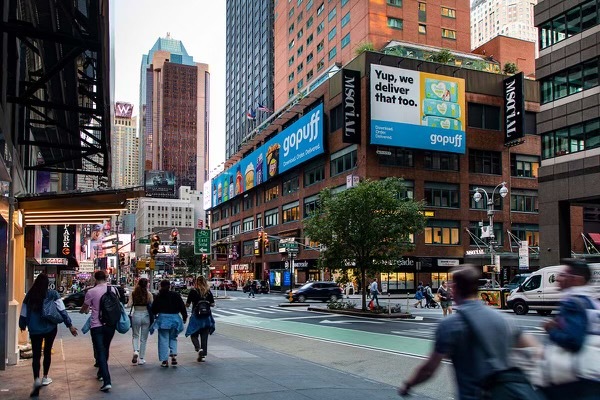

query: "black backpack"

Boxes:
[99, 286, 122, 327]
[192, 290, 211, 316]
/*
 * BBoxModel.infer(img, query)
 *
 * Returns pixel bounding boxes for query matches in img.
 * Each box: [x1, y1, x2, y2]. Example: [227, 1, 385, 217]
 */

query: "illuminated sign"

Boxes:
[144, 170, 176, 199]
[115, 102, 134, 118]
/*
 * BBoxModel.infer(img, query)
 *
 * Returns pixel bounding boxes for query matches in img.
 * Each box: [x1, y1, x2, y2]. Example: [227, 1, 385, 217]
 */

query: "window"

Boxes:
[297, 10, 304, 22]
[317, 58, 325, 70]
[283, 175, 300, 194]
[243, 240, 254, 256]
[317, 40, 324, 52]
[243, 216, 254, 232]
[469, 222, 503, 246]
[307, 16, 314, 28]
[264, 185, 279, 202]
[221, 225, 230, 238]
[288, 72, 295, 82]
[317, 22, 324, 34]
[330, 104, 343, 132]
[297, 46, 304, 57]
[304, 163, 325, 186]
[539, 0, 597, 49]
[317, 2, 325, 16]
[442, 28, 456, 39]
[307, 69, 314, 80]
[378, 147, 413, 167]
[264, 208, 279, 227]
[341, 33, 350, 48]
[469, 149, 502, 175]
[307, 0, 314, 11]
[441, 7, 456, 18]
[418, 2, 426, 22]
[328, 26, 336, 41]
[212, 230, 219, 241]
[222, 207, 229, 218]
[341, 12, 350, 27]
[387, 0, 402, 7]
[511, 223, 539, 247]
[541, 118, 598, 159]
[212, 210, 220, 224]
[424, 220, 460, 245]
[331, 147, 357, 176]
[387, 17, 403, 30]
[297, 62, 304, 73]
[307, 34, 314, 46]
[467, 103, 501, 130]
[418, 24, 426, 34]
[256, 213, 262, 229]
[401, 180, 414, 200]
[424, 151, 459, 171]
[307, 52, 314, 63]
[232, 221, 241, 236]
[341, 0, 349, 6]
[328, 7, 337, 22]
[511, 190, 538, 213]
[469, 186, 502, 210]
[243, 195, 252, 210]
[540, 59, 600, 104]
[511, 154, 539, 178]
[297, 28, 304, 39]
[282, 201, 300, 223]
[522, 275, 541, 292]
[424, 182, 459, 208]
[288, 39, 295, 49]
[288, 55, 295, 66]
[328, 46, 337, 60]
[304, 194, 320, 217]
[289, 24, 295, 34]
[297, 79, 304, 89]
[232, 201, 240, 215]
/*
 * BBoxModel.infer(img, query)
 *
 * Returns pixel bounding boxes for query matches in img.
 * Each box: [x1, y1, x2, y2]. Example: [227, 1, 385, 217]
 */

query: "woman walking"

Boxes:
[19, 273, 78, 397]
[151, 280, 187, 367]
[127, 278, 153, 365]
[437, 280, 453, 317]
[185, 276, 216, 362]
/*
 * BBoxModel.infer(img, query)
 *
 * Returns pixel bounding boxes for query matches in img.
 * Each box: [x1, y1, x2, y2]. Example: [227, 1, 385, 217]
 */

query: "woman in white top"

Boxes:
[127, 278, 153, 365]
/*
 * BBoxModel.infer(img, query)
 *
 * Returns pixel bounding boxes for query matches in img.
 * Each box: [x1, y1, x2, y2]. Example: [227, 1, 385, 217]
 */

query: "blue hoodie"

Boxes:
[19, 290, 72, 335]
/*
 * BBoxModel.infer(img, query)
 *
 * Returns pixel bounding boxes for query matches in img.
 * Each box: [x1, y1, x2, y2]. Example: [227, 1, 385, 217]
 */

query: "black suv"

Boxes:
[289, 281, 342, 302]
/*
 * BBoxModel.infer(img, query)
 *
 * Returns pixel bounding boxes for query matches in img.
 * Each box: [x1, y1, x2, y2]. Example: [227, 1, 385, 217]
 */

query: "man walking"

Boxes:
[398, 265, 542, 400]
[370, 278, 380, 307]
[80, 270, 118, 392]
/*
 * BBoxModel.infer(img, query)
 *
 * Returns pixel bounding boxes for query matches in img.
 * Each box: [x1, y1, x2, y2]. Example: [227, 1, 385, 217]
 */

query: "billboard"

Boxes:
[144, 170, 176, 198]
[503, 72, 525, 146]
[211, 103, 324, 207]
[342, 69, 361, 144]
[370, 65, 466, 153]
[115, 102, 134, 118]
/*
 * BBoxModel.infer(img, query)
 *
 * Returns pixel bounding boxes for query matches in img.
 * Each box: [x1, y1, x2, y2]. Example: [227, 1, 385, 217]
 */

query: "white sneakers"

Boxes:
[41, 377, 52, 386]
[30, 378, 42, 397]
[132, 351, 139, 364]
[138, 358, 146, 365]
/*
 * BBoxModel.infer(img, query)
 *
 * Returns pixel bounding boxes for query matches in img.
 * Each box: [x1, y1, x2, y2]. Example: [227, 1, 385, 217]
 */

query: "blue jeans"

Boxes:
[371, 291, 379, 306]
[157, 327, 179, 361]
[131, 311, 150, 359]
[90, 325, 116, 384]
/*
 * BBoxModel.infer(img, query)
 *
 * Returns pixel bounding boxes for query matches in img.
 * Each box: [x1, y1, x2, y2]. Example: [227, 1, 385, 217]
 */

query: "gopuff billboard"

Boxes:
[211, 103, 324, 206]
[370, 65, 466, 154]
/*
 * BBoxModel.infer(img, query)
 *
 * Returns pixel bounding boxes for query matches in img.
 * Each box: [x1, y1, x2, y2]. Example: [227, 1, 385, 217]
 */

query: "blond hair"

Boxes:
[195, 276, 209, 296]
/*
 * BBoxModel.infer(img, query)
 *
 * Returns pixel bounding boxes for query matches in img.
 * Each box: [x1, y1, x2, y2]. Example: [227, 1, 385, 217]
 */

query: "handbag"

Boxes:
[116, 303, 131, 334]
[42, 297, 64, 324]
[433, 293, 441, 303]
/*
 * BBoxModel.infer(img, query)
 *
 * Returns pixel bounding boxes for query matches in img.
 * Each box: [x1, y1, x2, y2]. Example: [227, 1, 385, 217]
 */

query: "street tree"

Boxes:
[304, 178, 427, 310]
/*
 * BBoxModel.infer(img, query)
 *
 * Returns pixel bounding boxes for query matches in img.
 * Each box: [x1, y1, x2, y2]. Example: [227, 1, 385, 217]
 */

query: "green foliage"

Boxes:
[503, 62, 519, 75]
[304, 178, 427, 310]
[429, 49, 455, 64]
[327, 300, 357, 310]
[178, 244, 201, 275]
[354, 41, 375, 56]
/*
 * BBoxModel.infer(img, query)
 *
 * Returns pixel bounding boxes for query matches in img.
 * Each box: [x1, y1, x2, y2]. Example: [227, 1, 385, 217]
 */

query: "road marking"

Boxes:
[391, 329, 436, 339]
[277, 314, 344, 321]
[255, 307, 277, 314]
[228, 308, 260, 315]
[319, 319, 384, 325]
[214, 309, 239, 315]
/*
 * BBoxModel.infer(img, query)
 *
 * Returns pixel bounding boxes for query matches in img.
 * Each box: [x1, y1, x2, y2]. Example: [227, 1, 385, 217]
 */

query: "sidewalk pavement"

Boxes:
[0, 313, 437, 400]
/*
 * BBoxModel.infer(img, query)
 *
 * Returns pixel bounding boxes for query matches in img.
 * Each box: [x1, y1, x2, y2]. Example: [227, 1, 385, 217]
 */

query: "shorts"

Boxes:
[440, 300, 452, 309]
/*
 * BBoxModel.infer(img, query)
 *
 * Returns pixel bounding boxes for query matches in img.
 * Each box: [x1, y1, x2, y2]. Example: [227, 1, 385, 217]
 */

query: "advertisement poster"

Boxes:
[503, 72, 525, 146]
[478, 290, 501, 308]
[211, 103, 324, 207]
[370, 65, 466, 153]
[145, 170, 176, 199]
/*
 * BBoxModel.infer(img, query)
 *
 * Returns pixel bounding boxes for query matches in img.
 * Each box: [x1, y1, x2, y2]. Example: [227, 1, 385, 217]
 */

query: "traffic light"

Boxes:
[150, 234, 160, 258]
[263, 232, 269, 248]
[119, 252, 125, 267]
[171, 229, 178, 246]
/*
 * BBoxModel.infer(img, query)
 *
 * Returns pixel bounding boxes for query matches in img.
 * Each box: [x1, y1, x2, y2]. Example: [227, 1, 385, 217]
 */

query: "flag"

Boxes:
[257, 103, 272, 113]
[246, 108, 256, 120]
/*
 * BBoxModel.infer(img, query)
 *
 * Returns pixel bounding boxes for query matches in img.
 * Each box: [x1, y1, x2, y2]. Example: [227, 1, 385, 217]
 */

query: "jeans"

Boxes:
[131, 311, 150, 359]
[190, 327, 210, 356]
[157, 328, 179, 361]
[371, 291, 379, 306]
[30, 327, 58, 379]
[90, 325, 116, 384]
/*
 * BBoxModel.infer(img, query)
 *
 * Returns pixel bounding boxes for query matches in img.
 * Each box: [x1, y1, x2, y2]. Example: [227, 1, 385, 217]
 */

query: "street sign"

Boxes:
[194, 229, 210, 255]
[278, 237, 299, 253]
[139, 238, 149, 244]
[113, 241, 123, 245]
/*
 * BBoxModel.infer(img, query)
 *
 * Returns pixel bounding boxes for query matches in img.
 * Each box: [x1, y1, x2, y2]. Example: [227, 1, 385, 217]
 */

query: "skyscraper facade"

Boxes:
[225, 0, 275, 159]
[471, 0, 537, 50]
[112, 102, 139, 214]
[139, 34, 210, 191]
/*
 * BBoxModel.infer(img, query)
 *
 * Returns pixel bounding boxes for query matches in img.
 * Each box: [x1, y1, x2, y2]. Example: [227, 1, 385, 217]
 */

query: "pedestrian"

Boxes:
[437, 280, 453, 316]
[151, 279, 187, 367]
[112, 279, 126, 304]
[79, 270, 119, 392]
[19, 273, 78, 397]
[249, 279, 256, 298]
[185, 276, 216, 362]
[537, 259, 600, 399]
[370, 278, 380, 307]
[127, 277, 153, 366]
[423, 283, 434, 308]
[414, 281, 424, 308]
[398, 265, 543, 400]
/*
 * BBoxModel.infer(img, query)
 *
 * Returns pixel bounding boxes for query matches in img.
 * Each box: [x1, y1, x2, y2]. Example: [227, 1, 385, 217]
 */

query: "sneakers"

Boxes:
[30, 378, 42, 397]
[132, 351, 139, 364]
[161, 361, 169, 368]
[138, 358, 146, 365]
[170, 355, 178, 366]
[41, 377, 52, 386]
[97, 375, 103, 381]
[197, 350, 203, 362]
[99, 383, 112, 392]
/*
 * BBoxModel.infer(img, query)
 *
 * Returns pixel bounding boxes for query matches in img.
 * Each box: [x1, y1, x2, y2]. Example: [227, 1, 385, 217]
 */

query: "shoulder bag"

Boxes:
[42, 292, 64, 324]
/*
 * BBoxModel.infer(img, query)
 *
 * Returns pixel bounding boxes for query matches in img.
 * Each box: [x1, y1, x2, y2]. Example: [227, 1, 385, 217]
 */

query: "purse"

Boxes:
[42, 297, 64, 324]
[116, 303, 131, 334]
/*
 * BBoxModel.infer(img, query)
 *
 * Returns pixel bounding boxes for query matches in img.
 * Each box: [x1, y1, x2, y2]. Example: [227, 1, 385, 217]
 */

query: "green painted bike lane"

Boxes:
[217, 315, 434, 358]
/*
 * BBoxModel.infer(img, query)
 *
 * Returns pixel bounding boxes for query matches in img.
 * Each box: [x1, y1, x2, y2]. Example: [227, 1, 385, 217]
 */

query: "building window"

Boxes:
[539, 0, 598, 50]
[541, 118, 596, 160]
[221, 207, 229, 218]
[212, 230, 219, 241]
[297, 46, 304, 57]
[317, 21, 324, 34]
[317, 40, 324, 52]
[331, 148, 357, 176]
[317, 2, 325, 16]
[342, 0, 349, 6]
[424, 182, 460, 208]
[221, 225, 230, 238]
[264, 185, 279, 202]
[307, 52, 314, 63]
[243, 195, 253, 210]
[418, 24, 427, 34]
[469, 185, 502, 210]
[283, 175, 300, 195]
[282, 201, 300, 223]
[288, 55, 295, 66]
[303, 195, 320, 218]
[511, 190, 539, 213]
[232, 201, 240, 215]
[418, 2, 426, 22]
[540, 59, 600, 104]
[387, 0, 402, 7]
[469, 222, 503, 246]
[328, 7, 337, 22]
[307, 69, 314, 80]
[212, 210, 220, 223]
[297, 79, 304, 89]
[441, 7, 456, 18]
[330, 104, 343, 132]
[442, 28, 456, 39]
[317, 58, 325, 70]
[243, 217, 254, 232]
[425, 220, 461, 245]
[264, 208, 279, 227]
[288, 72, 295, 82]
[424, 151, 459, 171]
[297, 10, 304, 22]
[256, 213, 262, 229]
[469, 149, 502, 175]
[297, 62, 304, 72]
[511, 154, 539, 178]
[307, 16, 314, 28]
[467, 103, 501, 130]
[307, 0, 314, 11]
[297, 28, 304, 39]
[511, 224, 539, 247]
[288, 39, 295, 49]
[341, 12, 350, 28]
[341, 33, 350, 48]
[232, 221, 241, 236]
[289, 24, 295, 34]
[378, 147, 414, 167]
[307, 34, 314, 46]
[304, 163, 325, 186]
[328, 26, 336, 41]
[328, 46, 337, 60]
[387, 17, 403, 30]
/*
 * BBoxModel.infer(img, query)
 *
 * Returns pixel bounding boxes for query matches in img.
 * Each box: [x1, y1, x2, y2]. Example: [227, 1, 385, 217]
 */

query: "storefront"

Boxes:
[231, 263, 253, 288]
[379, 256, 461, 293]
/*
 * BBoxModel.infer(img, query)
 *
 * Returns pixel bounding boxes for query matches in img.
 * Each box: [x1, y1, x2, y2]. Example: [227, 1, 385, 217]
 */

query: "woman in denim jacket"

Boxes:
[151, 280, 187, 367]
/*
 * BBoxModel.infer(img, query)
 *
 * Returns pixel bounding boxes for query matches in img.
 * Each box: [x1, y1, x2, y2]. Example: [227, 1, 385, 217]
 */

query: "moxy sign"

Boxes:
[342, 69, 361, 144]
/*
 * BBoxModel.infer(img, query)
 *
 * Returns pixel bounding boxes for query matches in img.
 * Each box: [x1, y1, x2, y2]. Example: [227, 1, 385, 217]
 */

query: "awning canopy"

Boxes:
[589, 233, 600, 247]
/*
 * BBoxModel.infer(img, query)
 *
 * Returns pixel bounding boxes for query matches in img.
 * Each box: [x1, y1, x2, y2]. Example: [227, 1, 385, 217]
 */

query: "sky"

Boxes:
[112, 0, 226, 172]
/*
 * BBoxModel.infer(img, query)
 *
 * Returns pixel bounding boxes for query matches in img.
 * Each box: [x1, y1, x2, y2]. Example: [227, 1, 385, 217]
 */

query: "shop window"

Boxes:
[380, 272, 415, 291]
[282, 201, 300, 223]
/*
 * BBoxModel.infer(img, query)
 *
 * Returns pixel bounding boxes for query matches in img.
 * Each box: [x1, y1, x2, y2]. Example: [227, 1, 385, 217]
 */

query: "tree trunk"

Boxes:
[361, 265, 367, 311]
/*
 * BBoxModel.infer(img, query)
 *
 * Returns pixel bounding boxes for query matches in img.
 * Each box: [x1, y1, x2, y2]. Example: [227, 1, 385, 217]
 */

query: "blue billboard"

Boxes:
[212, 103, 324, 206]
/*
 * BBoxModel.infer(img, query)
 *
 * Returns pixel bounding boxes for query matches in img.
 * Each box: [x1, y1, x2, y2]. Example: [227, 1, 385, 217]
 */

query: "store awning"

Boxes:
[589, 233, 600, 247]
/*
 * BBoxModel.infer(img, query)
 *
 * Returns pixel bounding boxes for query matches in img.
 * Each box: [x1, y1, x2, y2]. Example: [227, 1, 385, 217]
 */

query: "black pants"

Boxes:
[191, 328, 210, 356]
[91, 325, 116, 385]
[30, 327, 58, 379]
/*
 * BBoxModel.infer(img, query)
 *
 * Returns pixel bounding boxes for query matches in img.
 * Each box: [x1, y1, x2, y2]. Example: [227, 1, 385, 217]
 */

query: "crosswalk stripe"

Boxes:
[229, 308, 260, 315]
[214, 309, 239, 315]
[255, 307, 277, 314]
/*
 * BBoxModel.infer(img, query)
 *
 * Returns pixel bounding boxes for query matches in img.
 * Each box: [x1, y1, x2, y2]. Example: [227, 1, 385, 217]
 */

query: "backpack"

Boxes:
[99, 286, 122, 327]
[42, 293, 64, 324]
[192, 290, 211, 316]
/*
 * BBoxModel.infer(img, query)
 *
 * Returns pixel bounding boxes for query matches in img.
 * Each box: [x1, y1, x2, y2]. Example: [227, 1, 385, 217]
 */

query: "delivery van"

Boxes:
[506, 263, 600, 315]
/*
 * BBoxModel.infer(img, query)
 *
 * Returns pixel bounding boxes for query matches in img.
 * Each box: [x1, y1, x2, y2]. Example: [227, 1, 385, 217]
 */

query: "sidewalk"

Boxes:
[0, 313, 436, 400]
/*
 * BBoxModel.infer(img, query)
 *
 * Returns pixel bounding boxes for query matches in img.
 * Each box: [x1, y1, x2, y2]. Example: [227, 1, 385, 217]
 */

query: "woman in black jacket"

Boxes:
[185, 276, 215, 362]
[151, 280, 187, 367]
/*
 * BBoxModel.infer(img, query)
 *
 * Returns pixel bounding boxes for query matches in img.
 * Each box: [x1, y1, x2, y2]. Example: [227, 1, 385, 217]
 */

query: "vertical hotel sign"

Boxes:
[503, 72, 525, 146]
[342, 69, 361, 144]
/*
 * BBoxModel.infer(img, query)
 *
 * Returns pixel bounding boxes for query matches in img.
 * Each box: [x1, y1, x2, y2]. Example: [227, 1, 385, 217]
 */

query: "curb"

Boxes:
[307, 306, 413, 319]
[278, 302, 311, 307]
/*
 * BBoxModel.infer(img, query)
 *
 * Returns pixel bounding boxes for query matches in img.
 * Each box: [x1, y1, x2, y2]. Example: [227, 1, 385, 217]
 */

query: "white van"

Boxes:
[506, 263, 600, 315]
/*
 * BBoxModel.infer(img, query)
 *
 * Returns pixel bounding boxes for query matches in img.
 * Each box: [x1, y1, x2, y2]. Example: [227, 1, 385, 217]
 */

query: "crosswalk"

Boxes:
[391, 327, 437, 339]
[211, 306, 298, 318]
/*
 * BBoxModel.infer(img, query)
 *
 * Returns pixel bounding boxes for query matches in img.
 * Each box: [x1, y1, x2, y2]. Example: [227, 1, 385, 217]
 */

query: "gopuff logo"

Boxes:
[283, 110, 321, 157]
[430, 133, 463, 148]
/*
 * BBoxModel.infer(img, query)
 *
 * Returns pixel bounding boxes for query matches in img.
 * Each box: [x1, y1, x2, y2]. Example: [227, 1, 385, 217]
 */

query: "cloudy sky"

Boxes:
[113, 0, 226, 171]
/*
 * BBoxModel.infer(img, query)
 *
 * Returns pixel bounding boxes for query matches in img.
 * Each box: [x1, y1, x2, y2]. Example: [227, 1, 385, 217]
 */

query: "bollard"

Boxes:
[388, 292, 391, 315]
[406, 292, 410, 313]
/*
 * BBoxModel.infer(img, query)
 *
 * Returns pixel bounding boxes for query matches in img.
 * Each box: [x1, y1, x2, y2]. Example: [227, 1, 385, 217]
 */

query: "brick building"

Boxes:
[472, 35, 537, 78]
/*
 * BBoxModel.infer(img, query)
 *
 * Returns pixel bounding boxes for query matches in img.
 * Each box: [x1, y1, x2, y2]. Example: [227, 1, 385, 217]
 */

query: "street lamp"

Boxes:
[473, 182, 509, 286]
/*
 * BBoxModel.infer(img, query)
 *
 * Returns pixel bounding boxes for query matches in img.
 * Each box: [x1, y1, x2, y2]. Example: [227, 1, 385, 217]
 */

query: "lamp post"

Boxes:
[473, 182, 509, 287]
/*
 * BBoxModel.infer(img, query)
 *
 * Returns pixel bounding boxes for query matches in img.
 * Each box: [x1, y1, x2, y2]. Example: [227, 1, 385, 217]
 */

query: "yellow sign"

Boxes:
[136, 260, 146, 270]
[149, 259, 156, 270]
[419, 210, 435, 217]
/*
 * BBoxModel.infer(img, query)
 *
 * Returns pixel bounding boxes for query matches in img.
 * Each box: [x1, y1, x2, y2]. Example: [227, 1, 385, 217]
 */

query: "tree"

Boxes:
[178, 244, 201, 276]
[503, 62, 519, 75]
[429, 49, 455, 64]
[354, 41, 375, 56]
[304, 178, 427, 311]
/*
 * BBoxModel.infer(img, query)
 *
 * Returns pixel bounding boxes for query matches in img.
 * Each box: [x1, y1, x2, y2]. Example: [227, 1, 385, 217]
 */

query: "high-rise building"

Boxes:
[112, 102, 139, 189]
[471, 0, 537, 51]
[139, 34, 210, 191]
[225, 0, 275, 159]
[535, 0, 600, 265]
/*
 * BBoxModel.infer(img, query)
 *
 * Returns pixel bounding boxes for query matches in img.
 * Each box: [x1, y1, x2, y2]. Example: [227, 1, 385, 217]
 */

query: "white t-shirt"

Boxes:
[370, 281, 378, 293]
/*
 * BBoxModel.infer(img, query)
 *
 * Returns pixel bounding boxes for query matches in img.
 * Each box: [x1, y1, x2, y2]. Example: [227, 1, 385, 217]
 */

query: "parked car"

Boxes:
[171, 280, 187, 292]
[287, 281, 342, 303]
[242, 280, 263, 293]
[217, 280, 238, 291]
[210, 278, 224, 289]
[62, 289, 89, 309]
